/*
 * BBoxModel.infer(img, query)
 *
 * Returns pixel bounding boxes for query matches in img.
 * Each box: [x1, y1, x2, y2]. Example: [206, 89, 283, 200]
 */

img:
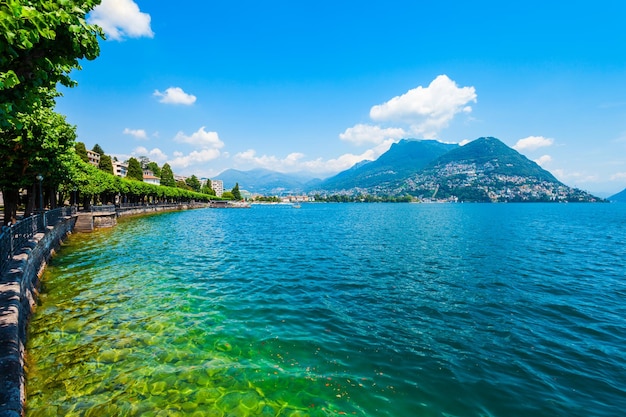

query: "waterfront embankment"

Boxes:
[0, 202, 208, 416]
[0, 211, 75, 417]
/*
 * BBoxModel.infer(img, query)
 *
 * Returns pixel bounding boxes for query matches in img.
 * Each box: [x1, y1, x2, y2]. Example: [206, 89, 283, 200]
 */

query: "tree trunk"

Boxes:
[1, 187, 19, 225]
[24, 184, 36, 218]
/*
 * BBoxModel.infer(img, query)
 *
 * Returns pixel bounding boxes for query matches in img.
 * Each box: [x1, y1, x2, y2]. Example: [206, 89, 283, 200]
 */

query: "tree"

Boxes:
[75, 142, 89, 163]
[127, 157, 144, 181]
[0, 104, 78, 219]
[160, 163, 175, 187]
[0, 0, 103, 224]
[176, 180, 191, 190]
[146, 161, 161, 177]
[231, 183, 242, 200]
[138, 156, 150, 169]
[92, 143, 105, 155]
[98, 154, 114, 174]
[185, 175, 201, 192]
[201, 179, 215, 195]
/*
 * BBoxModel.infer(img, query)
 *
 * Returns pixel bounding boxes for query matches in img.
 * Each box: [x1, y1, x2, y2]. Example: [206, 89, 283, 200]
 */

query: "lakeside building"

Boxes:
[212, 180, 224, 197]
[86, 150, 100, 167]
[143, 170, 160, 185]
[113, 161, 128, 178]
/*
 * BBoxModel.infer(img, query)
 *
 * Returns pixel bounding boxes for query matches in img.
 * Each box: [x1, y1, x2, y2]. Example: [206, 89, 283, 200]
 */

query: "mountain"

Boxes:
[391, 137, 598, 202]
[608, 188, 626, 202]
[217, 168, 318, 195]
[423, 136, 559, 182]
[215, 137, 601, 202]
[317, 139, 458, 191]
[316, 136, 600, 202]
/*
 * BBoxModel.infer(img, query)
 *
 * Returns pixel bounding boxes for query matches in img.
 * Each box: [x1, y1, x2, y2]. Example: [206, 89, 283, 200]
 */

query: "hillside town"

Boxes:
[394, 161, 602, 202]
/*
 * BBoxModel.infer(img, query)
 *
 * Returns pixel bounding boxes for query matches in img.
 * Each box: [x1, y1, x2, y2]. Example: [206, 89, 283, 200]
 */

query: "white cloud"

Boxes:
[123, 128, 148, 140]
[174, 127, 223, 148]
[88, 0, 153, 41]
[132, 146, 168, 163]
[535, 154, 552, 166]
[233, 139, 396, 175]
[164, 126, 225, 172]
[233, 150, 305, 171]
[169, 149, 222, 169]
[339, 124, 407, 145]
[153, 87, 197, 105]
[369, 74, 477, 138]
[513, 136, 554, 151]
[552, 169, 599, 184]
[610, 172, 626, 181]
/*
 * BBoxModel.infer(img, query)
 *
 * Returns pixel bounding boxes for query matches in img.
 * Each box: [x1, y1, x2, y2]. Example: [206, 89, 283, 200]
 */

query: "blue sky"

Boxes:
[57, 0, 626, 195]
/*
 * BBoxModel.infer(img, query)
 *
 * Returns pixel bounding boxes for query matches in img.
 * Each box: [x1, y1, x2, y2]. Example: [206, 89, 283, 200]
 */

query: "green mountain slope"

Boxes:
[318, 139, 458, 191]
[426, 136, 559, 182]
[392, 137, 599, 202]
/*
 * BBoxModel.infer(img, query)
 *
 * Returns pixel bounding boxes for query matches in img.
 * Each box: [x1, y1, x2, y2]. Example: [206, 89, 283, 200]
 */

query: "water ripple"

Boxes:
[26, 204, 626, 417]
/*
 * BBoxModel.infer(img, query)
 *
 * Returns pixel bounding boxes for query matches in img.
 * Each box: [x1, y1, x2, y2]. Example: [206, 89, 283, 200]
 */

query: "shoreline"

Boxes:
[0, 203, 207, 416]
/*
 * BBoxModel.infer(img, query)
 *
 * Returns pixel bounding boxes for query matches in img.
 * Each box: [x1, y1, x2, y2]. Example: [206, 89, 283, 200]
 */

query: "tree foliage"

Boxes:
[146, 161, 161, 177]
[0, 0, 103, 130]
[92, 143, 104, 155]
[126, 157, 144, 181]
[98, 153, 113, 174]
[75, 141, 89, 162]
[0, 102, 78, 220]
[185, 175, 201, 192]
[231, 182, 242, 200]
[201, 179, 215, 195]
[160, 163, 175, 187]
[0, 0, 103, 223]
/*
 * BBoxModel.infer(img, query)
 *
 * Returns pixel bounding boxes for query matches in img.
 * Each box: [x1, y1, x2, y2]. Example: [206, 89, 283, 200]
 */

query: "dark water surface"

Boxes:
[25, 203, 626, 416]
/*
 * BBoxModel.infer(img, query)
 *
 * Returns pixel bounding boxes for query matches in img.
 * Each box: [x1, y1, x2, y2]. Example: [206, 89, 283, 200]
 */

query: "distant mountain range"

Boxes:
[217, 137, 603, 202]
[218, 168, 320, 194]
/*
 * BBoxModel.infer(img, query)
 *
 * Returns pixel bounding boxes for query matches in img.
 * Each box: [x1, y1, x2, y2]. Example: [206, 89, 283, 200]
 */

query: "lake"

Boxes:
[25, 203, 626, 416]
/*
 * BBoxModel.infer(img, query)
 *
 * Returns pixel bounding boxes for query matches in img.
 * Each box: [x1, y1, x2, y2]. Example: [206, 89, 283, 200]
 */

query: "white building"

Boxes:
[212, 180, 224, 197]
[143, 170, 160, 185]
[87, 150, 100, 167]
[112, 161, 128, 177]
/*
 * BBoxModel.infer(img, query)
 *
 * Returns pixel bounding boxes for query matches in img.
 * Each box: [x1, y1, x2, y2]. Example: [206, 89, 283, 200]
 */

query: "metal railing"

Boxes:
[90, 205, 116, 212]
[0, 206, 76, 275]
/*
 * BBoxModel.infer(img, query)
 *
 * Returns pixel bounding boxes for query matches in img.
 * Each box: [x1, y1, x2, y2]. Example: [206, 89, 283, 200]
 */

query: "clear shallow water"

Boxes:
[25, 203, 626, 417]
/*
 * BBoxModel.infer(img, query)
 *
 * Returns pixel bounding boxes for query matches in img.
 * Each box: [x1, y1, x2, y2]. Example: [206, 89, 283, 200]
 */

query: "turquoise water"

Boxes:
[26, 203, 626, 416]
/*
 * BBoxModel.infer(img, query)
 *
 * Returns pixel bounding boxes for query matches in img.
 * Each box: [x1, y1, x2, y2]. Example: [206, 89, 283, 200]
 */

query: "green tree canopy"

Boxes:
[201, 179, 215, 195]
[160, 163, 175, 187]
[0, 103, 77, 220]
[176, 180, 191, 190]
[127, 157, 144, 181]
[0, 0, 103, 131]
[92, 143, 104, 155]
[146, 161, 161, 177]
[75, 141, 89, 163]
[231, 183, 242, 200]
[0, 0, 103, 224]
[98, 154, 114, 174]
[185, 175, 201, 192]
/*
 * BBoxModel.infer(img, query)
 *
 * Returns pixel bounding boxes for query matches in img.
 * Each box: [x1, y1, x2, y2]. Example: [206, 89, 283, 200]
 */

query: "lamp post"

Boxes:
[73, 187, 78, 208]
[36, 174, 43, 212]
[36, 174, 46, 228]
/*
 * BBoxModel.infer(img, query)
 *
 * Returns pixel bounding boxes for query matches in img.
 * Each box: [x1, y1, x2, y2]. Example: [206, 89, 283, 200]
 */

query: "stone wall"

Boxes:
[0, 215, 76, 417]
